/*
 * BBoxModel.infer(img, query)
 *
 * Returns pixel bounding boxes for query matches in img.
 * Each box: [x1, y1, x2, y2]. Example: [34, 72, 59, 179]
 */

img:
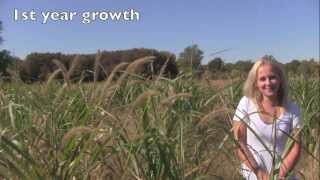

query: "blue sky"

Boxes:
[0, 0, 319, 63]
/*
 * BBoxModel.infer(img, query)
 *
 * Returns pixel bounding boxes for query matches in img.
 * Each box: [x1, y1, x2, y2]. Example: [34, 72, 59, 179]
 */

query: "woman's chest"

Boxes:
[248, 113, 293, 143]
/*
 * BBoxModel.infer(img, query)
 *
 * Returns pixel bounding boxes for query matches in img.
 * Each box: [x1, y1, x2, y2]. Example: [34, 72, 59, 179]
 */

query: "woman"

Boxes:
[233, 56, 302, 180]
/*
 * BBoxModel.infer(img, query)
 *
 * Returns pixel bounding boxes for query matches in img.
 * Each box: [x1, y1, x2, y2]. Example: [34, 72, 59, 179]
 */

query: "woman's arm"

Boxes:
[279, 129, 301, 178]
[233, 121, 269, 179]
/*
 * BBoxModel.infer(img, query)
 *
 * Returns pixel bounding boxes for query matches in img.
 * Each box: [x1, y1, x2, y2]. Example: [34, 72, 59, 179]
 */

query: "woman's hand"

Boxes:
[255, 168, 269, 180]
[278, 130, 301, 179]
[278, 168, 287, 179]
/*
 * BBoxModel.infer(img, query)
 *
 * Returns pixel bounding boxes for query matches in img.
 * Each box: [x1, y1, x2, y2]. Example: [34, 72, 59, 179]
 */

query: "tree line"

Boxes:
[1, 47, 318, 83]
[14, 49, 178, 83]
[177, 44, 319, 79]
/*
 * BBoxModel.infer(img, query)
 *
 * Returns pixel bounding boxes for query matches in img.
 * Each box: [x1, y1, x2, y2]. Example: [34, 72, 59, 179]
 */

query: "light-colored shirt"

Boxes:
[233, 96, 301, 180]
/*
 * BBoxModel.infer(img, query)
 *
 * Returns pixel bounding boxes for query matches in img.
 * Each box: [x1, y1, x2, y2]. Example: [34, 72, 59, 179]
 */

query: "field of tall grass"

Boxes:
[0, 57, 319, 179]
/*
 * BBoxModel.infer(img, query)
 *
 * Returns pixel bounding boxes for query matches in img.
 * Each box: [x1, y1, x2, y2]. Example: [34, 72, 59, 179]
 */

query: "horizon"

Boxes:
[0, 0, 319, 64]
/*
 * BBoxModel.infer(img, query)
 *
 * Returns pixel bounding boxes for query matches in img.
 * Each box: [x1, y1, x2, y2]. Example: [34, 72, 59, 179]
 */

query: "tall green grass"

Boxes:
[289, 77, 320, 179]
[0, 61, 318, 179]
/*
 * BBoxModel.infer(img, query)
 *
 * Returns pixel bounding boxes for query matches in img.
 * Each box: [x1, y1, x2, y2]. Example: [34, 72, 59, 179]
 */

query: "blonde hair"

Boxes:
[243, 55, 288, 108]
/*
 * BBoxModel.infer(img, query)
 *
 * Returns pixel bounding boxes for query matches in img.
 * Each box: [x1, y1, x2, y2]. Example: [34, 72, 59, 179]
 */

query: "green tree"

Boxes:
[234, 60, 253, 72]
[285, 59, 300, 75]
[224, 62, 233, 72]
[177, 44, 203, 72]
[233, 60, 253, 78]
[297, 59, 319, 78]
[208, 57, 224, 73]
[0, 50, 13, 78]
[307, 58, 320, 77]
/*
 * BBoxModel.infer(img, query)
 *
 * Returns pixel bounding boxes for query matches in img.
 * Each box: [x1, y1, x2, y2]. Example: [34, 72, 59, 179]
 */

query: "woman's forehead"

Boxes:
[257, 64, 277, 74]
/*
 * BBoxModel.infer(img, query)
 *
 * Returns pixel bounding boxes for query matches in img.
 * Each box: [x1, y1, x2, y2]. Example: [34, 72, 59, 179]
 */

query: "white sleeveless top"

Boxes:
[233, 96, 301, 180]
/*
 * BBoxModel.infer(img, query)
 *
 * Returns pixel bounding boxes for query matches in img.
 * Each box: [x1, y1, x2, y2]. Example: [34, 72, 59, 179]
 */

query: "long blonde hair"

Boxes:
[243, 55, 288, 108]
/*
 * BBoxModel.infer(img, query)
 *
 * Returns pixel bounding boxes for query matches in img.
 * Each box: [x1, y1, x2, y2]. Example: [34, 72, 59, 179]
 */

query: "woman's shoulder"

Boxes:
[237, 96, 256, 111]
[239, 96, 251, 103]
[284, 100, 302, 128]
[286, 101, 300, 110]
[285, 100, 300, 115]
[238, 96, 255, 105]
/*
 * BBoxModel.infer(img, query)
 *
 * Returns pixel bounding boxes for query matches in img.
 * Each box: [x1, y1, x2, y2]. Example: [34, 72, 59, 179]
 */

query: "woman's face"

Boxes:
[256, 64, 281, 99]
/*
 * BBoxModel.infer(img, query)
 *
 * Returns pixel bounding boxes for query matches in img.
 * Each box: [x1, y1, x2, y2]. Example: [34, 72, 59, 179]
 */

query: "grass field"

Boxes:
[0, 61, 319, 179]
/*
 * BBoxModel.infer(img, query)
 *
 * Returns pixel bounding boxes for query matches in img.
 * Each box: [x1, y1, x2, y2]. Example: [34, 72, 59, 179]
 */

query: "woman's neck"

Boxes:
[261, 96, 279, 107]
